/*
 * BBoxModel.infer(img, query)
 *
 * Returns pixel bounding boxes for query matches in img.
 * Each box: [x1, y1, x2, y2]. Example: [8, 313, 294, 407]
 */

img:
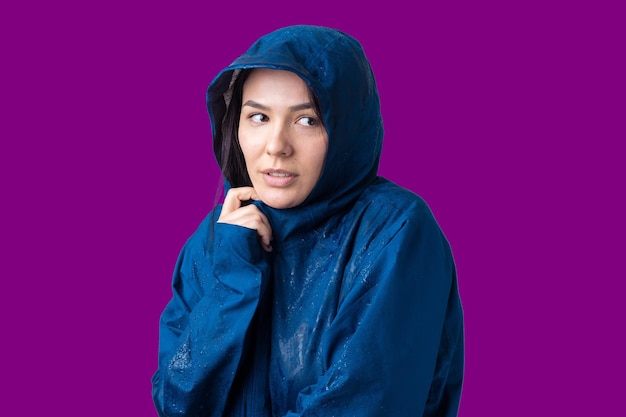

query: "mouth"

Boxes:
[262, 169, 296, 177]
[261, 169, 298, 187]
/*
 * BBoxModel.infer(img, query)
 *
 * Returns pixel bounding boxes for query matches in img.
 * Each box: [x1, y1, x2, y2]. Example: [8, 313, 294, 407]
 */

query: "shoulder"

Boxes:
[355, 177, 440, 231]
[337, 178, 454, 300]
[343, 177, 452, 265]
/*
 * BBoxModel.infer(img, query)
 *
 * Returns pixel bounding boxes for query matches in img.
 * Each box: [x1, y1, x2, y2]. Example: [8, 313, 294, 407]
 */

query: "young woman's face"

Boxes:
[238, 69, 328, 209]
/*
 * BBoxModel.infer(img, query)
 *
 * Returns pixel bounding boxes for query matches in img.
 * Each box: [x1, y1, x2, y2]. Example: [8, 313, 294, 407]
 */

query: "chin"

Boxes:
[251, 182, 308, 209]
[259, 193, 303, 210]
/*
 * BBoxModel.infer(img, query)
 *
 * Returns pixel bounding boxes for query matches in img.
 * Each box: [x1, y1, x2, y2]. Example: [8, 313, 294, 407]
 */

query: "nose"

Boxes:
[265, 124, 293, 157]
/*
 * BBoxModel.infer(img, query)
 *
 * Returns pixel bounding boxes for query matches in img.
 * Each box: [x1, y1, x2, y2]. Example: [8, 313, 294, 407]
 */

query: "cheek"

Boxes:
[312, 142, 328, 173]
[237, 133, 259, 162]
[314, 152, 326, 170]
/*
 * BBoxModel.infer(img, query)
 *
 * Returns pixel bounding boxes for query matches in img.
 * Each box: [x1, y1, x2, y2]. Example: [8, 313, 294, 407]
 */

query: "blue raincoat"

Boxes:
[152, 25, 464, 416]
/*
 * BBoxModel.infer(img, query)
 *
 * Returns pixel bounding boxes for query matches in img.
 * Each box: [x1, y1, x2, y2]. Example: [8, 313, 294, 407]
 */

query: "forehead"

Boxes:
[242, 69, 309, 99]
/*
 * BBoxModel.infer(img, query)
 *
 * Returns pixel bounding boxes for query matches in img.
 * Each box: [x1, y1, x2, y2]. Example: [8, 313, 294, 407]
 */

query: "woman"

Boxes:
[152, 25, 464, 416]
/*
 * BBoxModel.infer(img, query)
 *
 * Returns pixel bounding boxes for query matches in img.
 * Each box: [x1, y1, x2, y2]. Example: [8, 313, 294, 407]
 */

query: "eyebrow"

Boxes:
[242, 100, 314, 112]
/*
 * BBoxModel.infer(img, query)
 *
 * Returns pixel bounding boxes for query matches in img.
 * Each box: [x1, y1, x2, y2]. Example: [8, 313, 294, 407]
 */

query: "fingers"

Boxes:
[218, 187, 273, 252]
[220, 187, 260, 215]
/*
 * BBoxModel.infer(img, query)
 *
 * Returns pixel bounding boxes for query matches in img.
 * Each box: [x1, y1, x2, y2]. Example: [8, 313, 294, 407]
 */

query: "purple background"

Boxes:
[1, 1, 624, 415]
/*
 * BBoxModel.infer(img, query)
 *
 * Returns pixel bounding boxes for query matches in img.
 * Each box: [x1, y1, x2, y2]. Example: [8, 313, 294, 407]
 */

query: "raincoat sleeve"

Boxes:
[151, 210, 270, 417]
[287, 201, 464, 417]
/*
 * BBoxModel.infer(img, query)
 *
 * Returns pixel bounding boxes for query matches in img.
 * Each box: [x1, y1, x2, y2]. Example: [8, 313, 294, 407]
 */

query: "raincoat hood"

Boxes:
[207, 25, 383, 240]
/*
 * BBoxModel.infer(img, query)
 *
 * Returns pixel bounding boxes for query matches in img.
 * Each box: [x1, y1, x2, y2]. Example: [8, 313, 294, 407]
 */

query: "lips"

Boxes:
[262, 169, 296, 176]
[261, 169, 297, 187]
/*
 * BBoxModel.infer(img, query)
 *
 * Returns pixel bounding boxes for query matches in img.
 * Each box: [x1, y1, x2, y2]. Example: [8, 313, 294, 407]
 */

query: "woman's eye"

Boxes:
[297, 116, 317, 127]
[250, 113, 268, 123]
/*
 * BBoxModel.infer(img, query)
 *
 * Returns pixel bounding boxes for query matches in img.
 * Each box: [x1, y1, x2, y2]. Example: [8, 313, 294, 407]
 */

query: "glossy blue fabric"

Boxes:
[152, 25, 464, 416]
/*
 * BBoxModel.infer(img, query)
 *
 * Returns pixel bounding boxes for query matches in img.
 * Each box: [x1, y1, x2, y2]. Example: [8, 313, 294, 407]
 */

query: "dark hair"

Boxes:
[220, 69, 253, 188]
[219, 69, 325, 188]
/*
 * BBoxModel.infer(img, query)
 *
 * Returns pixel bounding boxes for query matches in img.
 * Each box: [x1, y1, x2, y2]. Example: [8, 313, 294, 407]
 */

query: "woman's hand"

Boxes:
[217, 187, 273, 252]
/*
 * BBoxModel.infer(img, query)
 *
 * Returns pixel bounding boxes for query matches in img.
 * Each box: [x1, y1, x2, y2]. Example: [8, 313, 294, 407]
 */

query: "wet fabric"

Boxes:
[152, 25, 464, 416]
